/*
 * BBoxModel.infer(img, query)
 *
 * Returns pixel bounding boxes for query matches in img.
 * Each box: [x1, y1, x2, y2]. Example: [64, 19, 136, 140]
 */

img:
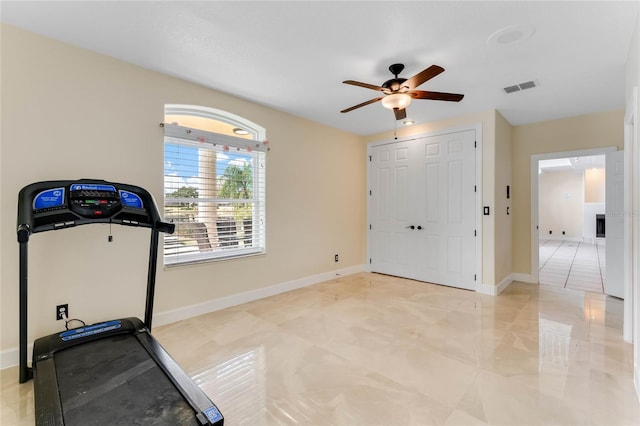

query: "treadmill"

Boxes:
[17, 179, 224, 425]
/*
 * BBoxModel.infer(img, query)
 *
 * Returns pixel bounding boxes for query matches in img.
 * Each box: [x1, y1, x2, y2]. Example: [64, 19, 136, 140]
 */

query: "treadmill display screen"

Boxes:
[119, 190, 144, 209]
[33, 188, 65, 210]
[69, 184, 122, 218]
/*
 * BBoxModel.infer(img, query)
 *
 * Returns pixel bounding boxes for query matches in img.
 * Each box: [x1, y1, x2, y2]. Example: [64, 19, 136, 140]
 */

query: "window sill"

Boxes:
[163, 248, 266, 269]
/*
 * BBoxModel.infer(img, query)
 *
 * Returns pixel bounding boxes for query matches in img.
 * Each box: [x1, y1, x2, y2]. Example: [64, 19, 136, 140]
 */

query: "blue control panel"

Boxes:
[119, 190, 144, 209]
[59, 320, 122, 341]
[33, 188, 66, 210]
[31, 182, 146, 218]
[22, 180, 158, 233]
[70, 184, 116, 192]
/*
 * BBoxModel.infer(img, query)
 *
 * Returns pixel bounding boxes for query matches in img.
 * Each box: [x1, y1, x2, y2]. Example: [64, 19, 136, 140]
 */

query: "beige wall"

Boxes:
[585, 167, 605, 203]
[511, 110, 624, 275]
[494, 111, 512, 285]
[539, 170, 584, 238]
[0, 25, 367, 353]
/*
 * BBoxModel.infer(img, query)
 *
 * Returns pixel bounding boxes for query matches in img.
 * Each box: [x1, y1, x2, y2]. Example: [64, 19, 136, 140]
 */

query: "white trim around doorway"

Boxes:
[530, 146, 618, 285]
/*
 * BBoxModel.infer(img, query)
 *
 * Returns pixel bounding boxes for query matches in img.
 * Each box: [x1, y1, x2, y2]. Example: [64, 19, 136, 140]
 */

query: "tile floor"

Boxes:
[2, 272, 639, 425]
[539, 239, 605, 293]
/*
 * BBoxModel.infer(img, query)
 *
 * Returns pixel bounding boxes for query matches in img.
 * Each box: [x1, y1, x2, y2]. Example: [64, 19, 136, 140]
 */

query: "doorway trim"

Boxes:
[530, 146, 617, 284]
[623, 87, 637, 344]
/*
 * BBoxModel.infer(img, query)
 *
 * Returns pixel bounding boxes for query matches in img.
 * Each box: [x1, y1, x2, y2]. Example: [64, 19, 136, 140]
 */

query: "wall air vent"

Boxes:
[504, 80, 538, 94]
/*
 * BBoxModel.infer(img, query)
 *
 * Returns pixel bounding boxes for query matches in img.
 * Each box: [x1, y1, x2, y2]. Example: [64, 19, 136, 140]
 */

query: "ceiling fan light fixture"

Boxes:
[403, 120, 415, 126]
[381, 93, 412, 110]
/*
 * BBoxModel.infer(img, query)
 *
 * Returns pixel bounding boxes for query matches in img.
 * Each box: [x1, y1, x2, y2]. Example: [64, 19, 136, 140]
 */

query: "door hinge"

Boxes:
[369, 258, 372, 264]
[474, 185, 477, 193]
[474, 274, 477, 281]
[369, 155, 372, 162]
[474, 230, 477, 237]
[369, 224, 372, 230]
[369, 190, 372, 196]
[474, 141, 477, 148]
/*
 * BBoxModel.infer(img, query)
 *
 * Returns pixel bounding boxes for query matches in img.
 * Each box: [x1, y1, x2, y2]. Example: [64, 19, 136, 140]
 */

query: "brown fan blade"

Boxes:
[404, 65, 445, 90]
[343, 80, 386, 92]
[393, 108, 407, 120]
[340, 96, 384, 113]
[410, 90, 464, 102]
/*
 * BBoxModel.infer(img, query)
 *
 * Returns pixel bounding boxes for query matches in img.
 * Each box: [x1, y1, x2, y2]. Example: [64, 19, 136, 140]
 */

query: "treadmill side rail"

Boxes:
[137, 332, 224, 425]
[33, 359, 64, 425]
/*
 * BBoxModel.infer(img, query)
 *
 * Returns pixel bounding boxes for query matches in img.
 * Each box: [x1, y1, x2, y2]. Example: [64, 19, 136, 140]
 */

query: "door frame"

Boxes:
[530, 146, 618, 285]
[366, 123, 483, 291]
[624, 87, 637, 348]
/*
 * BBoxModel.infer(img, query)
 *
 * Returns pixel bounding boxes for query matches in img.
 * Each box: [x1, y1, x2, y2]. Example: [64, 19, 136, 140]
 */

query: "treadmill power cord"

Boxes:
[60, 310, 86, 331]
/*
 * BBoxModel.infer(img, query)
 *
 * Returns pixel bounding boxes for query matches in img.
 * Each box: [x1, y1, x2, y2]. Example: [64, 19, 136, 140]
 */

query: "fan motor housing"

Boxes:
[382, 78, 408, 92]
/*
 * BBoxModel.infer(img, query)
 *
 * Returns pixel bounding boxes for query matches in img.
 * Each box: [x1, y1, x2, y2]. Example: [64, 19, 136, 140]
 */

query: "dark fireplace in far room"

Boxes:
[596, 214, 606, 238]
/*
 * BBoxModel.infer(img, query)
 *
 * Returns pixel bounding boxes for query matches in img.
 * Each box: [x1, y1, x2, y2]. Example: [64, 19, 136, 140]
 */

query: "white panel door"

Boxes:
[411, 130, 477, 289]
[605, 150, 624, 298]
[370, 142, 412, 278]
[369, 130, 476, 289]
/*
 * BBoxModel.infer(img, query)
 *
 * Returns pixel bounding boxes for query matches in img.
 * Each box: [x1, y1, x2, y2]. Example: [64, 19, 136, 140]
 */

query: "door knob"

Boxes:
[417, 226, 423, 230]
[405, 225, 415, 230]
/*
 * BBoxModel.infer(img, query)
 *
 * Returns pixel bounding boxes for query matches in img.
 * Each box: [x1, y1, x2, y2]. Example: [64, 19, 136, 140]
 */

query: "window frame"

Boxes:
[163, 105, 267, 267]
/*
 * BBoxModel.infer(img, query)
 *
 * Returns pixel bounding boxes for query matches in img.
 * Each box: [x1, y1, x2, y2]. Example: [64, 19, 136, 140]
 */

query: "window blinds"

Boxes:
[162, 123, 266, 265]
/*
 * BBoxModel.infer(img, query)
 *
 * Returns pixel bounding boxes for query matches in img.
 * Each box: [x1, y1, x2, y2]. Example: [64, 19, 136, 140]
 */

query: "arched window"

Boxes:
[162, 104, 267, 266]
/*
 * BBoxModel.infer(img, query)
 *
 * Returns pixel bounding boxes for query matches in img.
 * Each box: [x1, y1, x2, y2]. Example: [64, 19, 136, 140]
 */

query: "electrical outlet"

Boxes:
[334, 254, 339, 263]
[56, 304, 68, 321]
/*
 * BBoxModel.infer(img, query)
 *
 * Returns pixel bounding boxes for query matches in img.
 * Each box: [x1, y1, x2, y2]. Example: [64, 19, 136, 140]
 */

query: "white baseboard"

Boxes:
[476, 273, 514, 295]
[1, 264, 365, 370]
[153, 264, 364, 327]
[475, 282, 497, 295]
[511, 273, 536, 284]
[635, 365, 640, 404]
[475, 273, 538, 296]
[0, 344, 33, 372]
[496, 274, 514, 294]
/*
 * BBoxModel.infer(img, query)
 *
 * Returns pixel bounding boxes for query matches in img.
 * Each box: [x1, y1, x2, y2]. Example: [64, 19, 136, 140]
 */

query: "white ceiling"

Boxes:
[1, 1, 637, 136]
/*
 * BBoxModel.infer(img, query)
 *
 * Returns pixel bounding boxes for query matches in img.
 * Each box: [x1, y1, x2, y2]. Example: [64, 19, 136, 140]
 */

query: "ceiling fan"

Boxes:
[340, 63, 464, 120]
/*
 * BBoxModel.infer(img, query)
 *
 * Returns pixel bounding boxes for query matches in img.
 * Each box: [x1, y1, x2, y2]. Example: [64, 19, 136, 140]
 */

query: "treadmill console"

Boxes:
[20, 180, 157, 237]
[69, 184, 123, 218]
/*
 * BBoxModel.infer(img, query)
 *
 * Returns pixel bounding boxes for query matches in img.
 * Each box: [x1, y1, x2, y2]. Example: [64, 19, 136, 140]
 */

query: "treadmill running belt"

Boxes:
[54, 334, 200, 425]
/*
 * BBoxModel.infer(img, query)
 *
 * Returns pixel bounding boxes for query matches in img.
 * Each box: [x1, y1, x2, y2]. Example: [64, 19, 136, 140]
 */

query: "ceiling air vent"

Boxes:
[504, 85, 520, 94]
[518, 80, 536, 90]
[504, 80, 537, 94]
